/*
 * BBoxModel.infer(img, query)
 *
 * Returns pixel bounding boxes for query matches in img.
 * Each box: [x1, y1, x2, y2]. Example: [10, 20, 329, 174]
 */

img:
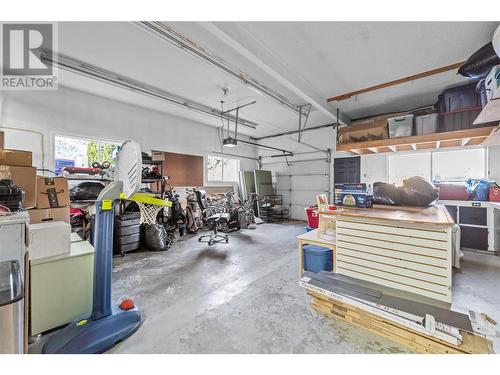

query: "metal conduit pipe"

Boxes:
[39, 51, 258, 130]
[135, 21, 306, 117]
[261, 157, 329, 166]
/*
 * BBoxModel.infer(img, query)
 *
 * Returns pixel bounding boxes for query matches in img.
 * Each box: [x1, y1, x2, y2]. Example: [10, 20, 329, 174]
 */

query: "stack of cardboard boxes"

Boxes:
[28, 176, 72, 260]
[0, 149, 37, 209]
[29, 176, 71, 225]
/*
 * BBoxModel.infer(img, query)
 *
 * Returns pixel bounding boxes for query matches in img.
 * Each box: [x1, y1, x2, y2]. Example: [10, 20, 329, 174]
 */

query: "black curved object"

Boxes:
[458, 42, 500, 80]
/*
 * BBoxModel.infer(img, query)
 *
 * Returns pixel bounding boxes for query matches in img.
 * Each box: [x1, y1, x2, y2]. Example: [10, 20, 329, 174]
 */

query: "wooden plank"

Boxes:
[337, 238, 449, 270]
[327, 61, 465, 102]
[473, 98, 500, 125]
[416, 141, 439, 150]
[336, 220, 448, 241]
[311, 302, 440, 354]
[311, 296, 466, 354]
[336, 267, 450, 302]
[308, 291, 493, 354]
[335, 126, 495, 152]
[337, 226, 448, 251]
[468, 136, 488, 146]
[332, 205, 454, 226]
[311, 298, 462, 354]
[481, 125, 500, 146]
[301, 279, 457, 343]
[440, 139, 462, 148]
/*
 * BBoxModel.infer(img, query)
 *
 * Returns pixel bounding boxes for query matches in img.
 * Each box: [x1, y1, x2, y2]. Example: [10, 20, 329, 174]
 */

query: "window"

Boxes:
[432, 148, 486, 182]
[54, 136, 120, 175]
[388, 153, 431, 185]
[207, 155, 240, 182]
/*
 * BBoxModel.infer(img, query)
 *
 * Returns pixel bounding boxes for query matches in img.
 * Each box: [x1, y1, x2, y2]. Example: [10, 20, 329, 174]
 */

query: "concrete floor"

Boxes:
[104, 222, 500, 354]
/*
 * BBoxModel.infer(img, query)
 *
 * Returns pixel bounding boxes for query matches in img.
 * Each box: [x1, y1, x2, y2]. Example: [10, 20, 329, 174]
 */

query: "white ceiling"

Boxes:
[54, 21, 498, 137]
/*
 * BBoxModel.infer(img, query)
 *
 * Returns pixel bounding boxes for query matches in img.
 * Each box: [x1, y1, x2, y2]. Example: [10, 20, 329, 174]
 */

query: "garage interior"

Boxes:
[1, 20, 500, 355]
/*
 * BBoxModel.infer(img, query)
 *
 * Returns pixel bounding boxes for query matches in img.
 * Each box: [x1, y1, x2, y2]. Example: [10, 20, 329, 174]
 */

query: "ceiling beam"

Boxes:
[326, 61, 465, 102]
[199, 22, 346, 126]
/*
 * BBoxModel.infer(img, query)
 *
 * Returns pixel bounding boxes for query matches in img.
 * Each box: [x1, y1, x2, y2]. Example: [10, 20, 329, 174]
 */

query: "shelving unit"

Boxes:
[336, 126, 496, 155]
[439, 199, 500, 253]
[141, 158, 165, 197]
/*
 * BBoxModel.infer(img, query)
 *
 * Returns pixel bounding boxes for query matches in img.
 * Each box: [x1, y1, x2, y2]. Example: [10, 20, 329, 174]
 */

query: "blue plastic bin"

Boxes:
[303, 245, 332, 273]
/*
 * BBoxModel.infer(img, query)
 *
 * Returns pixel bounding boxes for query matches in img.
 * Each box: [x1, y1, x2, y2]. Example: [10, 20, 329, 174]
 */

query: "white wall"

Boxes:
[0, 86, 259, 188]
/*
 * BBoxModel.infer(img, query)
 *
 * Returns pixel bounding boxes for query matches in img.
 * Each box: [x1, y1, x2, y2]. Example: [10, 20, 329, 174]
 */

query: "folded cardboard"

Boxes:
[339, 111, 408, 144]
[0, 165, 36, 208]
[28, 207, 70, 224]
[28, 221, 71, 260]
[0, 131, 4, 148]
[36, 176, 70, 209]
[0, 149, 32, 167]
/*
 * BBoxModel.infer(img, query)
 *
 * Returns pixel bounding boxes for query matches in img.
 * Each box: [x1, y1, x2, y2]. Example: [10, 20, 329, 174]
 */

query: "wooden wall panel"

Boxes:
[163, 152, 203, 187]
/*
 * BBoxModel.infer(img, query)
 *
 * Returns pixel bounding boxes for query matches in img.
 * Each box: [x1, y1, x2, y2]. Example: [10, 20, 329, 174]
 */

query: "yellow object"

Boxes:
[77, 320, 88, 326]
[125, 192, 172, 207]
[101, 200, 113, 210]
[316, 193, 328, 212]
[317, 211, 336, 241]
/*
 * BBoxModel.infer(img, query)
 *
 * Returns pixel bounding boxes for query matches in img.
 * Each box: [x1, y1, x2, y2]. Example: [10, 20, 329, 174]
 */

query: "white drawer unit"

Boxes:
[336, 216, 453, 304]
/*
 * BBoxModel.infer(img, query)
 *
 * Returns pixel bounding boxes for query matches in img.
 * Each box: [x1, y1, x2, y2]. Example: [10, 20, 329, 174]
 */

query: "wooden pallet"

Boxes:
[307, 290, 493, 354]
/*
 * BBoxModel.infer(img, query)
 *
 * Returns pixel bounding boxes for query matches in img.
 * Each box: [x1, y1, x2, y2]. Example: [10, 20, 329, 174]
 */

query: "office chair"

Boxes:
[195, 189, 230, 246]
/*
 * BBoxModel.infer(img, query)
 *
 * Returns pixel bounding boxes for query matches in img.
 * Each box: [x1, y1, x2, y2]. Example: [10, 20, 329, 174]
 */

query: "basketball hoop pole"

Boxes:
[43, 141, 146, 354]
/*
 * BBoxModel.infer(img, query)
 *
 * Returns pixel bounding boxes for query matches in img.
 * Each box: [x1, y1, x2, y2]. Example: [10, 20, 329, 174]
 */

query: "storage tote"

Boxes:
[302, 245, 332, 273]
[388, 114, 414, 138]
[414, 113, 438, 135]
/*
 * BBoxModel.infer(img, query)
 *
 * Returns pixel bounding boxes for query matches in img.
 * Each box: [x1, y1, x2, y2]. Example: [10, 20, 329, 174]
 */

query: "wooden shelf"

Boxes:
[336, 126, 497, 155]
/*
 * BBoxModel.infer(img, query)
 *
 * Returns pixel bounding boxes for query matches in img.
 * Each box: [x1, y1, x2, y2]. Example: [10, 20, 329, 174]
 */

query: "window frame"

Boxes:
[206, 154, 240, 183]
[387, 146, 489, 185]
[431, 147, 487, 182]
[387, 151, 432, 185]
[54, 133, 122, 171]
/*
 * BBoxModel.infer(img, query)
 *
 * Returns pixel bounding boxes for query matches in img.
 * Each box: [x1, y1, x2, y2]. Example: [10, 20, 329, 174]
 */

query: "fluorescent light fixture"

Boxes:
[38, 50, 258, 130]
[222, 137, 238, 147]
[135, 22, 306, 117]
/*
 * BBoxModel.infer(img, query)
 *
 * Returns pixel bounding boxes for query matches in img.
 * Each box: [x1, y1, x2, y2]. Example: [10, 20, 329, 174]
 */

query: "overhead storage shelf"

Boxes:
[336, 126, 497, 155]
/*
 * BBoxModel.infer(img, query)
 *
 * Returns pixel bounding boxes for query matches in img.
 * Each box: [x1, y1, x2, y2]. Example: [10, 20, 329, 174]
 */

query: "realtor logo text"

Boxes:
[1, 23, 58, 90]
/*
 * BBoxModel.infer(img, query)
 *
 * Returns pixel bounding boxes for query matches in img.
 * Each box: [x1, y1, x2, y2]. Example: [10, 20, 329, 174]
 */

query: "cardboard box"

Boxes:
[0, 165, 37, 208]
[339, 111, 408, 144]
[0, 149, 32, 167]
[36, 176, 70, 209]
[28, 221, 71, 261]
[151, 151, 165, 161]
[334, 183, 373, 208]
[28, 206, 70, 224]
[0, 131, 4, 148]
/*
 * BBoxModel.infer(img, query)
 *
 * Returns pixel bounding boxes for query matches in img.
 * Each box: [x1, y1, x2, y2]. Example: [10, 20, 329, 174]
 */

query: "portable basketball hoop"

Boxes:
[43, 140, 170, 354]
[122, 192, 172, 225]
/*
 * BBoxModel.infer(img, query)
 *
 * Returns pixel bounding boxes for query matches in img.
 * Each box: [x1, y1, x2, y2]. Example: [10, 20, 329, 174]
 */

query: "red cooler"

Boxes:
[489, 187, 500, 202]
[305, 207, 319, 228]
